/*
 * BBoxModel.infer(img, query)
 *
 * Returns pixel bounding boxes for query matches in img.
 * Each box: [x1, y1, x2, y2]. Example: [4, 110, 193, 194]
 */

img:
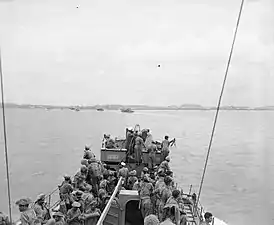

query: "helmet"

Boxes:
[164, 176, 173, 185]
[80, 166, 87, 173]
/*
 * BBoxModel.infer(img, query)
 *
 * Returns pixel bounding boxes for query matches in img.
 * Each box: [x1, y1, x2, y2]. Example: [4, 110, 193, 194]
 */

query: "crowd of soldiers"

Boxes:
[5, 141, 213, 225]
[103, 127, 176, 168]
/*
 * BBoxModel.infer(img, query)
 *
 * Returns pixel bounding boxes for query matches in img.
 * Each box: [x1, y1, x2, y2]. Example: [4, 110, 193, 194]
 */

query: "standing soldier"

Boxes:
[118, 162, 129, 179]
[158, 176, 173, 222]
[33, 194, 50, 224]
[139, 174, 154, 218]
[125, 127, 134, 155]
[59, 175, 73, 212]
[148, 144, 157, 171]
[15, 198, 40, 225]
[144, 129, 153, 149]
[161, 136, 175, 163]
[134, 132, 146, 164]
[87, 155, 101, 196]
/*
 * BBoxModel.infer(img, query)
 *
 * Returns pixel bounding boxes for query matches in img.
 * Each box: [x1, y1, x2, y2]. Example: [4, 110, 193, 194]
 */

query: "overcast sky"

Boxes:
[0, 0, 273, 106]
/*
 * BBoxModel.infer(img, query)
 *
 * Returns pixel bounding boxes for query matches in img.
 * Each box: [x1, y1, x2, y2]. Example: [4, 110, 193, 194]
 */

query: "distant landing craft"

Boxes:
[120, 108, 134, 113]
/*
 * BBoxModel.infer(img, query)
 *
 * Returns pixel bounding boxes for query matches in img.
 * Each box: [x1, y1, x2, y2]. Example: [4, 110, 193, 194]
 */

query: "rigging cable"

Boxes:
[196, 0, 245, 207]
[0, 49, 13, 223]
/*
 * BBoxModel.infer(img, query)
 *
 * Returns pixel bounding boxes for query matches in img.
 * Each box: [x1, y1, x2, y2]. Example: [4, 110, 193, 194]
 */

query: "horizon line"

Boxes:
[1, 102, 274, 108]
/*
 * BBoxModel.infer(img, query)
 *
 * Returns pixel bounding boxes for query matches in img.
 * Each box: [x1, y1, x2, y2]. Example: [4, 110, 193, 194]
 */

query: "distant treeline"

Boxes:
[2, 103, 274, 111]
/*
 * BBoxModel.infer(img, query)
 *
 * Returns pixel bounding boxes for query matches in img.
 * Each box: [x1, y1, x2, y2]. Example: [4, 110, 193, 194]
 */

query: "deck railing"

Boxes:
[96, 177, 123, 225]
[177, 184, 205, 224]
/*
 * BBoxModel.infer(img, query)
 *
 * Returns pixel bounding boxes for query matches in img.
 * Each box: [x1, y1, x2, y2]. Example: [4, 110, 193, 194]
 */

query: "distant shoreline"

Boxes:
[1, 103, 274, 111]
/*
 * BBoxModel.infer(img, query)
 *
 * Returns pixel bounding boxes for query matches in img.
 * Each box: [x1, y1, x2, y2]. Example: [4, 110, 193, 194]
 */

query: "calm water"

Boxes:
[0, 108, 273, 224]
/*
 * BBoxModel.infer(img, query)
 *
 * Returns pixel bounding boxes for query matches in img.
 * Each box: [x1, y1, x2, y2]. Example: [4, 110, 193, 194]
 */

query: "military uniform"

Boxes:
[33, 194, 50, 224]
[158, 186, 172, 221]
[148, 144, 157, 170]
[0, 212, 9, 225]
[139, 176, 153, 218]
[16, 198, 40, 225]
[67, 202, 82, 225]
[126, 171, 138, 190]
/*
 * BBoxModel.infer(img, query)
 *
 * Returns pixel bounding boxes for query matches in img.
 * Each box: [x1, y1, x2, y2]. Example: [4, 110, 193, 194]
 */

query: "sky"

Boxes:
[0, 0, 273, 106]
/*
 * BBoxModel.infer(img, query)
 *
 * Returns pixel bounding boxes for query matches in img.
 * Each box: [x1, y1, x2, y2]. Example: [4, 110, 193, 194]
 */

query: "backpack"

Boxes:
[88, 162, 101, 177]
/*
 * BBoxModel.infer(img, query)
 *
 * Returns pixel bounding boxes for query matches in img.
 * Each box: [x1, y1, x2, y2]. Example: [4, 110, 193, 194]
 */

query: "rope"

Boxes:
[196, 0, 245, 206]
[0, 49, 13, 222]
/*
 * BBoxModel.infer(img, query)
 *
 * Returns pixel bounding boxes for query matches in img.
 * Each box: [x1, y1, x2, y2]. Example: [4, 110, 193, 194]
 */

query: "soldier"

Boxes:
[73, 166, 88, 189]
[125, 127, 134, 155]
[59, 175, 74, 211]
[83, 145, 95, 159]
[126, 170, 138, 190]
[144, 129, 153, 149]
[148, 144, 157, 170]
[165, 190, 184, 225]
[72, 191, 85, 213]
[81, 185, 94, 212]
[141, 167, 149, 180]
[160, 136, 175, 163]
[0, 212, 10, 225]
[80, 200, 101, 225]
[159, 157, 171, 174]
[155, 170, 165, 190]
[99, 173, 109, 193]
[15, 198, 40, 225]
[33, 194, 50, 224]
[46, 212, 66, 225]
[107, 171, 117, 194]
[132, 177, 141, 191]
[158, 176, 173, 222]
[66, 202, 82, 225]
[118, 162, 129, 179]
[200, 212, 213, 225]
[87, 155, 102, 196]
[154, 170, 166, 217]
[139, 174, 154, 218]
[134, 132, 146, 164]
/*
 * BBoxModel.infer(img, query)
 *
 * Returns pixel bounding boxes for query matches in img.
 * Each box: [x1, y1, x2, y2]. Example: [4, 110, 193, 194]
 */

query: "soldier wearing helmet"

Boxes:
[34, 193, 50, 224]
[159, 156, 171, 174]
[141, 167, 149, 180]
[134, 132, 146, 164]
[126, 170, 138, 190]
[139, 174, 154, 218]
[67, 202, 81, 225]
[73, 166, 88, 189]
[158, 176, 173, 221]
